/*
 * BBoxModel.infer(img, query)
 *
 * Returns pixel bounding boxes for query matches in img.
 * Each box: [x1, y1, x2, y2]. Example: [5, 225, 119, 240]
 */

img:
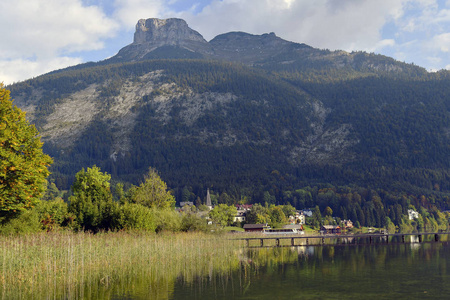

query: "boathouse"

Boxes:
[321, 225, 341, 234]
[243, 224, 270, 232]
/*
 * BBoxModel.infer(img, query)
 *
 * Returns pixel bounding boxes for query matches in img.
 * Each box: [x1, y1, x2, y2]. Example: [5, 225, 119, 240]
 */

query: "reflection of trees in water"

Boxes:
[149, 242, 449, 299]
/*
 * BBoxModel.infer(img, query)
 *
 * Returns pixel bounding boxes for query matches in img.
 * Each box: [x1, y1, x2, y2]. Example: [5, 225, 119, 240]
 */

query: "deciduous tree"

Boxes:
[209, 203, 237, 227]
[0, 84, 52, 219]
[68, 166, 119, 231]
[130, 168, 175, 209]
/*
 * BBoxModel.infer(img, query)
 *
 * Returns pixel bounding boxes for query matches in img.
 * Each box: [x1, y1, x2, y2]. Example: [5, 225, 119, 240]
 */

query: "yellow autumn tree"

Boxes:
[0, 83, 52, 219]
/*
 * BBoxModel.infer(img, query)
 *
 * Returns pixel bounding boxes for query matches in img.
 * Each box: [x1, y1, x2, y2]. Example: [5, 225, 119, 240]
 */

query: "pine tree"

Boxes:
[0, 84, 52, 219]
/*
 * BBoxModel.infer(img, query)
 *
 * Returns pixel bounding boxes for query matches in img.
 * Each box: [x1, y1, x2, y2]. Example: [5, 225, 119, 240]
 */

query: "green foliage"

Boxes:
[208, 204, 237, 227]
[280, 204, 296, 219]
[130, 168, 175, 209]
[41, 181, 60, 201]
[0, 210, 41, 234]
[180, 213, 208, 232]
[324, 206, 333, 217]
[34, 198, 73, 231]
[246, 203, 270, 224]
[312, 206, 322, 229]
[152, 208, 182, 233]
[6, 56, 450, 232]
[119, 203, 156, 231]
[68, 166, 120, 232]
[268, 206, 287, 228]
[0, 84, 52, 219]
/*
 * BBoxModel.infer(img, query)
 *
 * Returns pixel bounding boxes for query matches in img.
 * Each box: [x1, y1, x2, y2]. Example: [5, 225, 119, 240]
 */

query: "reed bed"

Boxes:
[0, 231, 245, 299]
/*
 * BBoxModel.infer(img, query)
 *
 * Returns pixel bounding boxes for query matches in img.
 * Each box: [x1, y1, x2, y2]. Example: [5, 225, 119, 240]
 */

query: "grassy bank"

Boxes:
[0, 231, 245, 299]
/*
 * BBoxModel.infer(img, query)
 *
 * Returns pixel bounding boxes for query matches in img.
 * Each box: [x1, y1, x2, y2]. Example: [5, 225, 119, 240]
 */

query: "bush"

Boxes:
[34, 198, 74, 231]
[152, 208, 182, 233]
[119, 203, 156, 231]
[0, 210, 42, 235]
[180, 213, 208, 232]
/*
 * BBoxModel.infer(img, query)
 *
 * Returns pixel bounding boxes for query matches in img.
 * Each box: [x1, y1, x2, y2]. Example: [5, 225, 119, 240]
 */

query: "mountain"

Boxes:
[7, 18, 450, 211]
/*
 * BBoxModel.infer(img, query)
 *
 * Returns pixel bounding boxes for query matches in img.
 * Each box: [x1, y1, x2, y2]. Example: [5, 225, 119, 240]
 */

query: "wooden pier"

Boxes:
[242, 232, 450, 248]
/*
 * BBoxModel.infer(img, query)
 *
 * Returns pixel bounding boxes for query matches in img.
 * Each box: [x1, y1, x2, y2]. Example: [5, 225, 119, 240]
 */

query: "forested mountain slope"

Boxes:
[6, 18, 450, 214]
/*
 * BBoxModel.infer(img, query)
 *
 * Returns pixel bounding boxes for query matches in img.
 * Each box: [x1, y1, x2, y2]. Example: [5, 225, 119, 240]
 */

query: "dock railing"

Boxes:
[240, 232, 450, 247]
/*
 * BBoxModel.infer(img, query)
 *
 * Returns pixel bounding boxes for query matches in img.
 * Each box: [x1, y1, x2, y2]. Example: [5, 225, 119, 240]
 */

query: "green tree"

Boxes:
[313, 205, 322, 229]
[42, 181, 60, 201]
[130, 168, 175, 209]
[68, 166, 119, 232]
[269, 206, 287, 228]
[119, 203, 155, 231]
[280, 204, 296, 219]
[0, 84, 52, 219]
[246, 203, 270, 224]
[324, 206, 333, 217]
[35, 198, 72, 231]
[209, 204, 237, 227]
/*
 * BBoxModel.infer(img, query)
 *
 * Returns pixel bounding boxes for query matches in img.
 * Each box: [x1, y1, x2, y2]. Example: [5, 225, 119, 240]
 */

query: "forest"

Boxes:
[4, 55, 450, 232]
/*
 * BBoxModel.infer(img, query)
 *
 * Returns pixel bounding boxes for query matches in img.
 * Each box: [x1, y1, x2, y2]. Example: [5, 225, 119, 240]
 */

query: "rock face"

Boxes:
[133, 18, 205, 45]
[114, 18, 212, 61]
[109, 18, 424, 77]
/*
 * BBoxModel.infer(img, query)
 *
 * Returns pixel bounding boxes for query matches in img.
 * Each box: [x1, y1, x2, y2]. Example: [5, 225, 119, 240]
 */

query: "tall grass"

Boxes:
[0, 231, 245, 299]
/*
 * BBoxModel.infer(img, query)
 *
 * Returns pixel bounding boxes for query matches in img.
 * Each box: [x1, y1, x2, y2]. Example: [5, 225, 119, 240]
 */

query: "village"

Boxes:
[178, 189, 358, 235]
[177, 189, 428, 236]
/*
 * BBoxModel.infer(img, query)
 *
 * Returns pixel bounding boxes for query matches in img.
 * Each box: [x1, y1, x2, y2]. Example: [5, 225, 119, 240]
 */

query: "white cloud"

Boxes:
[181, 0, 407, 52]
[374, 39, 396, 52]
[0, 0, 118, 84]
[0, 57, 83, 85]
[113, 0, 169, 28]
[430, 33, 450, 52]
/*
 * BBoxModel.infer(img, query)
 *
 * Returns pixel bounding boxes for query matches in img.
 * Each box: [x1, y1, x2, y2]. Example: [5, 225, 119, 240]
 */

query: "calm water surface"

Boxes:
[172, 243, 449, 299]
[115, 239, 450, 299]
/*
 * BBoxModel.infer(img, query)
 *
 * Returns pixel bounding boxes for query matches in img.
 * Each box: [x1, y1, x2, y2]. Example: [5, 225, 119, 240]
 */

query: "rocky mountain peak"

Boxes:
[133, 18, 206, 45]
[113, 18, 210, 61]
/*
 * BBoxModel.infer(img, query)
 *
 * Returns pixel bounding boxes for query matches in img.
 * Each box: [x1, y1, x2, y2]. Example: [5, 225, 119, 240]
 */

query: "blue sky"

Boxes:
[1, 0, 449, 84]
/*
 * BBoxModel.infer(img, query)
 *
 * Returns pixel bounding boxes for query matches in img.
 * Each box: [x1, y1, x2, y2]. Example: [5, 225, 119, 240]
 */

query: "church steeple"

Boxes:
[206, 188, 212, 209]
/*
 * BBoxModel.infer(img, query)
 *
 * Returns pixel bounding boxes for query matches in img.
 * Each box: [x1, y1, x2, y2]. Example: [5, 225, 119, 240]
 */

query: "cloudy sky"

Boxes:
[1, 0, 449, 85]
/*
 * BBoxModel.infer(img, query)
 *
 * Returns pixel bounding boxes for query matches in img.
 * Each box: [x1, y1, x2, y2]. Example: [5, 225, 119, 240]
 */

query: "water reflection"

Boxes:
[66, 240, 450, 299]
[172, 242, 450, 299]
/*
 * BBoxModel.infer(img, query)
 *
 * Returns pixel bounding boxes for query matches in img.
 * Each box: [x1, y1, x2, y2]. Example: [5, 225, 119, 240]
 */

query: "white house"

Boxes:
[408, 209, 419, 220]
[289, 211, 305, 225]
[233, 209, 246, 223]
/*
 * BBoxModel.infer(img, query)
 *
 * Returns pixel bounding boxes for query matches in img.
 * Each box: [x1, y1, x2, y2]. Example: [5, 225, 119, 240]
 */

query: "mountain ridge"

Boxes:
[6, 18, 450, 209]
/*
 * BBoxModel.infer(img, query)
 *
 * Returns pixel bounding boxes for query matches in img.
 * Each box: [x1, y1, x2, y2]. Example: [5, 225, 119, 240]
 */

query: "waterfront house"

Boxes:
[283, 224, 304, 231]
[342, 220, 353, 229]
[243, 223, 270, 232]
[320, 225, 341, 234]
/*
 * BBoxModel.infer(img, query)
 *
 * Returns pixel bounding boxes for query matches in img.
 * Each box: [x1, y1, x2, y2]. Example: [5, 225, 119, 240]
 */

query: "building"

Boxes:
[233, 210, 247, 223]
[243, 224, 270, 232]
[408, 209, 419, 220]
[206, 188, 213, 210]
[282, 224, 304, 231]
[236, 204, 253, 211]
[320, 225, 341, 234]
[301, 209, 313, 217]
[289, 211, 305, 225]
[342, 220, 353, 229]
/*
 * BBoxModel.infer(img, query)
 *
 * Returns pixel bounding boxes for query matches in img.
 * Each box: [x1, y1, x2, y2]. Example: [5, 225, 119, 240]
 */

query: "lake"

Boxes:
[113, 237, 450, 299]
